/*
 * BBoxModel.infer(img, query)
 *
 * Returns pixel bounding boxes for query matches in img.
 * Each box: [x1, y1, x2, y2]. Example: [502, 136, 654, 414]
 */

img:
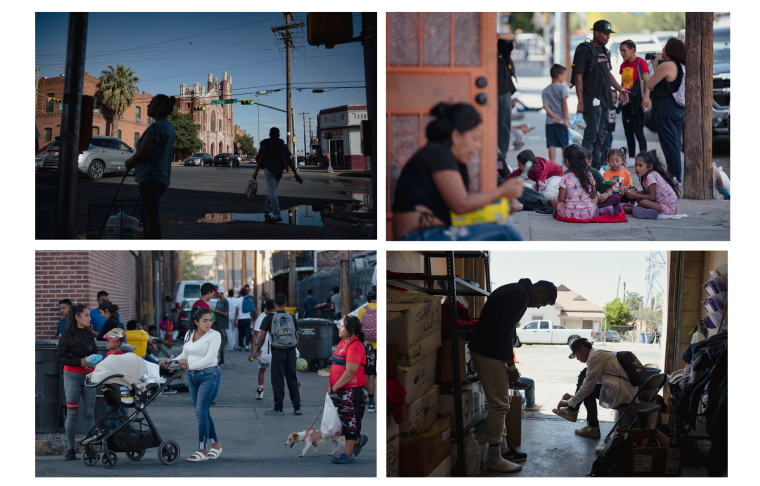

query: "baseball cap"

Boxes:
[592, 20, 615, 34]
[104, 328, 125, 342]
[569, 338, 592, 359]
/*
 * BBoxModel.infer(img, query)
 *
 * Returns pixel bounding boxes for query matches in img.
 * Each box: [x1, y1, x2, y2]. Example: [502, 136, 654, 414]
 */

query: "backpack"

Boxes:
[270, 312, 297, 349]
[589, 432, 632, 476]
[242, 295, 255, 313]
[570, 41, 611, 89]
[615, 351, 649, 386]
[363, 342, 375, 369]
[666, 62, 686, 107]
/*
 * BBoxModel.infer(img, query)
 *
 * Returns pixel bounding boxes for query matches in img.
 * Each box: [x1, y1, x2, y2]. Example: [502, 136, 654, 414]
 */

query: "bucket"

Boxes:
[126, 330, 149, 358]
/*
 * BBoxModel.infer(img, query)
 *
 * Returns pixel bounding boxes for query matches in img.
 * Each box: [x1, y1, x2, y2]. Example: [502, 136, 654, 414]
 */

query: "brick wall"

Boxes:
[35, 251, 138, 339]
[316, 251, 372, 273]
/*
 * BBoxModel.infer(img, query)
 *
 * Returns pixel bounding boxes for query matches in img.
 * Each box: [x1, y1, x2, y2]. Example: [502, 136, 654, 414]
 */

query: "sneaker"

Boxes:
[510, 380, 530, 390]
[256, 387, 264, 400]
[162, 389, 178, 395]
[575, 425, 601, 438]
[552, 407, 579, 422]
[524, 403, 542, 412]
[330, 452, 355, 464]
[245, 345, 250, 352]
[501, 443, 527, 462]
[599, 206, 614, 216]
[64, 449, 76, 460]
[265, 409, 284, 416]
[673, 177, 682, 187]
[367, 402, 376, 413]
[294, 409, 302, 415]
[352, 435, 369, 457]
[632, 206, 659, 220]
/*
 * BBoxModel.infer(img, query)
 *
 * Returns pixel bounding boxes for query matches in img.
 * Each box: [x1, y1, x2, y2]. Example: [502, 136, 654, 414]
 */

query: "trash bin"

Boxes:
[126, 330, 149, 357]
[640, 333, 646, 343]
[645, 332, 655, 344]
[36, 340, 63, 433]
[297, 319, 335, 371]
[285, 306, 296, 316]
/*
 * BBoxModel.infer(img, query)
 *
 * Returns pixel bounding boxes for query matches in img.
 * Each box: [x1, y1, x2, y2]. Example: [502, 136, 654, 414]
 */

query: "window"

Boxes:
[120, 141, 132, 151]
[92, 126, 99, 135]
[135, 106, 141, 123]
[44, 128, 52, 141]
[134, 132, 140, 147]
[93, 95, 101, 111]
[218, 119, 222, 131]
[187, 103, 190, 110]
[117, 129, 122, 140]
[555, 324, 566, 329]
[539, 322, 550, 330]
[211, 112, 216, 132]
[523, 322, 538, 330]
[148, 116, 154, 125]
[46, 93, 55, 113]
[582, 320, 593, 329]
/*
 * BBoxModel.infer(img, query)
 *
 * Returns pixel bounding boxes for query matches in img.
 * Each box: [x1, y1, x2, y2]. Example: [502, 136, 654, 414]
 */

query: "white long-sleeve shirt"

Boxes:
[568, 348, 637, 409]
[175, 329, 221, 370]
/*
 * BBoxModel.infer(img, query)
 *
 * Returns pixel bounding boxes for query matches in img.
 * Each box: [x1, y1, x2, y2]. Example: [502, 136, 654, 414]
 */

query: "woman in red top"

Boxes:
[327, 315, 369, 464]
[56, 304, 98, 460]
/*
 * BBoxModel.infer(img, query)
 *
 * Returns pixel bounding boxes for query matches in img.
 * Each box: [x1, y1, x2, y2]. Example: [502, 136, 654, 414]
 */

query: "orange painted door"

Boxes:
[386, 12, 498, 240]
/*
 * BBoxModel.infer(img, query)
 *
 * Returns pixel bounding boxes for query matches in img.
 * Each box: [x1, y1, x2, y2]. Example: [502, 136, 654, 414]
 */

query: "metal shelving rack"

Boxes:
[388, 250, 491, 477]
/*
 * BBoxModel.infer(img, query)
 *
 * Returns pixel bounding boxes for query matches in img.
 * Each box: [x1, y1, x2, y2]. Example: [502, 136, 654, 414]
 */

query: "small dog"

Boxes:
[286, 428, 346, 457]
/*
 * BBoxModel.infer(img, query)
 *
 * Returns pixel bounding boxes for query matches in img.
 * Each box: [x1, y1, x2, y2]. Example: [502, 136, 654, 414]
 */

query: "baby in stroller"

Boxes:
[80, 352, 184, 468]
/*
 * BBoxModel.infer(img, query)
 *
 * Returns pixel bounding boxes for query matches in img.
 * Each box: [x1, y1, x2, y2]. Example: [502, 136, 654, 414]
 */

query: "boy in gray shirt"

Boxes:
[541, 64, 570, 163]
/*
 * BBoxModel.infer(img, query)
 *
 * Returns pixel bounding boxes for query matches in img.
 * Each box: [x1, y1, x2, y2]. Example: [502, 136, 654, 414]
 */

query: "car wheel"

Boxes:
[87, 160, 105, 181]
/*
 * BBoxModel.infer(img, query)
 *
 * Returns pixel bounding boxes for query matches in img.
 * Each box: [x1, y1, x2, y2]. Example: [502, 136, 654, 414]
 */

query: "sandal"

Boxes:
[208, 447, 223, 459]
[187, 451, 208, 462]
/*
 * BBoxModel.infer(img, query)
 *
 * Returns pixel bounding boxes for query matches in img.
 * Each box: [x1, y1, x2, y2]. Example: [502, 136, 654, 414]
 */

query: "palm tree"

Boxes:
[97, 64, 140, 140]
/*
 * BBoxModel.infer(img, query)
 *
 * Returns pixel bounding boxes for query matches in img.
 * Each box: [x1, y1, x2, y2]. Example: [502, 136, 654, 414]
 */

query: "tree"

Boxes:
[604, 298, 632, 328]
[168, 108, 203, 160]
[236, 133, 257, 158]
[624, 291, 644, 311]
[632, 307, 663, 332]
[97, 64, 140, 140]
[648, 12, 686, 32]
[179, 251, 206, 281]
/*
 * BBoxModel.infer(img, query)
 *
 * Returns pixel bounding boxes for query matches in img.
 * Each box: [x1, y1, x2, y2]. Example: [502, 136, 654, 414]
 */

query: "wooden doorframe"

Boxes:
[386, 12, 498, 240]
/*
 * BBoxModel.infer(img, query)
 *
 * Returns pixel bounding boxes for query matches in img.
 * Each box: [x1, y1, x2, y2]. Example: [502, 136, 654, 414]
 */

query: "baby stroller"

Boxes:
[81, 353, 184, 468]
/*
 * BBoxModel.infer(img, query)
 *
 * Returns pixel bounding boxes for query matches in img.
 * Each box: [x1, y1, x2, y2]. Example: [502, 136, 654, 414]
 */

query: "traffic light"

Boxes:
[240, 100, 255, 105]
[47, 97, 62, 104]
[324, 132, 331, 140]
[193, 106, 205, 111]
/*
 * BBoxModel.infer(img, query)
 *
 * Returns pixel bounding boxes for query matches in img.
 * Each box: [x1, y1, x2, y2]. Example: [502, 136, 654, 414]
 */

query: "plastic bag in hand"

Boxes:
[320, 393, 343, 439]
[245, 178, 258, 198]
[539, 175, 562, 201]
[711, 162, 730, 200]
[568, 128, 583, 145]
[568, 113, 586, 132]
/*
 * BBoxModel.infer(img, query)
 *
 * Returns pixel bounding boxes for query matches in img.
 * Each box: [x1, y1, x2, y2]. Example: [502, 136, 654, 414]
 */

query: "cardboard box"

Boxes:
[387, 435, 400, 477]
[400, 385, 440, 445]
[615, 428, 679, 477]
[387, 290, 442, 366]
[387, 412, 399, 440]
[427, 455, 452, 477]
[438, 390, 473, 433]
[397, 350, 437, 404]
[387, 343, 398, 379]
[400, 414, 452, 477]
[438, 339, 467, 383]
[504, 395, 522, 446]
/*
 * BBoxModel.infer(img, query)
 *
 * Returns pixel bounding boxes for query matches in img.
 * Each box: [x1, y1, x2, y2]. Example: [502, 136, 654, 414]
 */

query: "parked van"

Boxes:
[173, 280, 222, 337]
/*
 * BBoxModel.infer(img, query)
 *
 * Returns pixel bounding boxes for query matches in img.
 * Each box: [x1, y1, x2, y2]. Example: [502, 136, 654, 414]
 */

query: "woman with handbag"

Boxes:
[618, 40, 650, 165]
[643, 37, 686, 185]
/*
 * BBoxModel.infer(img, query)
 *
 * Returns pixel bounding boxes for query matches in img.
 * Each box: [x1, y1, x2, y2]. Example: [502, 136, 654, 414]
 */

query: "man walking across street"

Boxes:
[300, 289, 319, 318]
[254, 294, 301, 416]
[238, 288, 255, 351]
[252, 127, 303, 223]
[468, 278, 557, 472]
[250, 299, 276, 400]
[572, 20, 630, 169]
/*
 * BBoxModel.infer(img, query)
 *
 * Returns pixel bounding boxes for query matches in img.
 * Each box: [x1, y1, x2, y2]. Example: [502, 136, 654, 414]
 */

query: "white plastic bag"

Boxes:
[320, 393, 343, 439]
[712, 162, 730, 200]
[568, 113, 586, 132]
[522, 180, 537, 191]
[568, 128, 583, 145]
[538, 175, 562, 201]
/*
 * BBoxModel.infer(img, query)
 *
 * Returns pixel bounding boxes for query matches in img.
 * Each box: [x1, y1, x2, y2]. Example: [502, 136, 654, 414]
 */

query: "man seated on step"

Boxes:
[553, 338, 636, 438]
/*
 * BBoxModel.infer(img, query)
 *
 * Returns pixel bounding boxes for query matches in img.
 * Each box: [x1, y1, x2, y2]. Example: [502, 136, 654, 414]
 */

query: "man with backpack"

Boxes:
[553, 338, 637, 439]
[254, 294, 301, 416]
[237, 287, 255, 351]
[572, 20, 630, 169]
[252, 127, 304, 224]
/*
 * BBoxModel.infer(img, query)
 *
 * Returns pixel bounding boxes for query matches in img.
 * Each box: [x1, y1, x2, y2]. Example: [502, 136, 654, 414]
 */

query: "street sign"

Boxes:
[211, 99, 237, 105]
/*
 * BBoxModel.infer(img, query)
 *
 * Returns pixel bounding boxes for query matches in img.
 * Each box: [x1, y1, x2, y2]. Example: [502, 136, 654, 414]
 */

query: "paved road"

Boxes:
[35, 164, 375, 239]
[35, 344, 377, 477]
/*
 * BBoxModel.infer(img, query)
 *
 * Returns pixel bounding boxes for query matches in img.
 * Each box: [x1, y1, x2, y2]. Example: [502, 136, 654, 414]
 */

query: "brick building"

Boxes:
[35, 251, 139, 339]
[175, 72, 237, 156]
[35, 72, 156, 150]
[317, 104, 368, 170]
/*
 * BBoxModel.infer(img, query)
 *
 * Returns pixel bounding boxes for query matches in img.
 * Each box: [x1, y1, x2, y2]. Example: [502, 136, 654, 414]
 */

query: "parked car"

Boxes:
[173, 280, 222, 336]
[213, 153, 236, 167]
[594, 330, 621, 343]
[184, 152, 213, 166]
[515, 320, 593, 346]
[229, 154, 241, 167]
[710, 26, 730, 138]
[41, 135, 134, 180]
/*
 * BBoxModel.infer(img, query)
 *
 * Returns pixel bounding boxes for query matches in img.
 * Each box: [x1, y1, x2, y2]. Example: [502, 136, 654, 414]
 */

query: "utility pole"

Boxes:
[223, 250, 230, 290]
[299, 112, 310, 162]
[288, 251, 297, 307]
[272, 13, 304, 166]
[241, 251, 248, 289]
[340, 251, 351, 317]
[684, 12, 714, 199]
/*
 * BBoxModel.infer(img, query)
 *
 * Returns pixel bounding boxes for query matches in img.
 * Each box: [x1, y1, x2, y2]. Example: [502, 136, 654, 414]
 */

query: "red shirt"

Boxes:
[107, 350, 124, 356]
[619, 57, 650, 91]
[330, 337, 367, 389]
[192, 299, 210, 309]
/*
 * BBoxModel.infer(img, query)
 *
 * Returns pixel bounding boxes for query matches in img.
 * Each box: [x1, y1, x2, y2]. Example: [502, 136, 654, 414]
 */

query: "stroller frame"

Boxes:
[81, 363, 185, 468]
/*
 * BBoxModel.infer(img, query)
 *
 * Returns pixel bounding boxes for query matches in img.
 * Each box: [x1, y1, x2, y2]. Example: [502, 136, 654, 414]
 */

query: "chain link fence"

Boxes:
[297, 265, 375, 318]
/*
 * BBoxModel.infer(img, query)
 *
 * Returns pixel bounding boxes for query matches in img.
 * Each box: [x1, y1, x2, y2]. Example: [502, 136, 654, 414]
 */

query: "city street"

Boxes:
[506, 60, 730, 241]
[35, 341, 377, 477]
[35, 164, 375, 240]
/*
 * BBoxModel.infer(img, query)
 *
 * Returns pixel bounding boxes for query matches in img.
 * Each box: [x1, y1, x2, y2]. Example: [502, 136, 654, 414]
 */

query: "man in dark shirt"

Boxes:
[254, 294, 301, 416]
[252, 127, 303, 223]
[54, 299, 72, 339]
[300, 289, 319, 318]
[498, 32, 517, 159]
[468, 278, 557, 473]
[572, 20, 629, 169]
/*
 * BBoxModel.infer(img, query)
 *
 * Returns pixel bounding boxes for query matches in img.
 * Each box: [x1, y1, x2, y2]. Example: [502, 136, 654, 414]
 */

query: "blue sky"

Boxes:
[35, 12, 367, 149]
[490, 251, 664, 308]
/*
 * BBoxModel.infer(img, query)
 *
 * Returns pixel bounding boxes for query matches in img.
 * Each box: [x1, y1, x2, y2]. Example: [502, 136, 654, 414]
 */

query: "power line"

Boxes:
[295, 47, 365, 103]
[38, 47, 283, 67]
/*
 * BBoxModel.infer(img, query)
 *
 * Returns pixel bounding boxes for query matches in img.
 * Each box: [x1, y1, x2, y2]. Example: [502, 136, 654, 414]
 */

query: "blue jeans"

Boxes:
[188, 366, 222, 450]
[264, 168, 281, 217]
[498, 93, 513, 156]
[602, 131, 613, 155]
[582, 105, 609, 170]
[517, 377, 536, 408]
[106, 405, 131, 430]
[398, 219, 524, 241]
[652, 97, 685, 181]
[139, 181, 167, 239]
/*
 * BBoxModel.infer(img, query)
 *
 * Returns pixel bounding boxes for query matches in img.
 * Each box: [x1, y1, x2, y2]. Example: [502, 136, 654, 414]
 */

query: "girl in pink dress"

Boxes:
[622, 149, 680, 218]
[552, 144, 598, 220]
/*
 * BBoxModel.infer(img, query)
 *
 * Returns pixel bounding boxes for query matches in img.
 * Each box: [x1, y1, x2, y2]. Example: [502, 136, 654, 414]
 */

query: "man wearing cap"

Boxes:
[468, 278, 558, 472]
[554, 338, 637, 438]
[572, 20, 630, 169]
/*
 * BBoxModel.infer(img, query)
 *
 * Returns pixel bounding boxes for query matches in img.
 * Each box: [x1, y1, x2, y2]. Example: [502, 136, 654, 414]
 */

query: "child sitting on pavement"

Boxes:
[621, 149, 680, 219]
[504, 149, 564, 186]
[551, 144, 598, 220]
[541, 64, 570, 163]
[596, 147, 634, 215]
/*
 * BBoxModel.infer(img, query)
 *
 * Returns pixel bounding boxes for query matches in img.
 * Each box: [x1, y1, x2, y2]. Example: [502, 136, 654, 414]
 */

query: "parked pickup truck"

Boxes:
[515, 320, 593, 347]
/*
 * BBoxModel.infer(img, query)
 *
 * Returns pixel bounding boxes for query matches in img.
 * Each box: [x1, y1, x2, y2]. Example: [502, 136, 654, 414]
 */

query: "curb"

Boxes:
[35, 440, 89, 456]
